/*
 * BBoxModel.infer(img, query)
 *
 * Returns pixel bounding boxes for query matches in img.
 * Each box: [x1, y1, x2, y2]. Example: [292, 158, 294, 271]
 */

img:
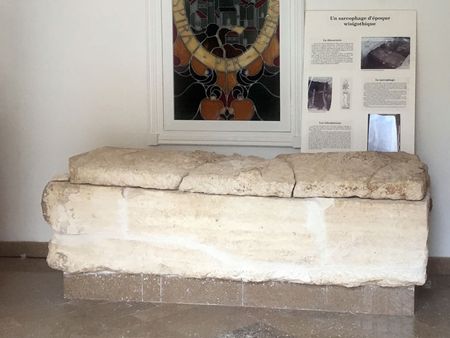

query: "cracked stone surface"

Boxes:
[43, 181, 430, 286]
[44, 148, 430, 287]
[68, 147, 428, 201]
[69, 146, 223, 190]
[179, 154, 295, 197]
[280, 151, 428, 201]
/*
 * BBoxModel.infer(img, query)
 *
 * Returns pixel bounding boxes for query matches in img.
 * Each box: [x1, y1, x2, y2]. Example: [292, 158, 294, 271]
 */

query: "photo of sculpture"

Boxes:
[361, 37, 411, 70]
[307, 77, 333, 112]
[341, 78, 351, 110]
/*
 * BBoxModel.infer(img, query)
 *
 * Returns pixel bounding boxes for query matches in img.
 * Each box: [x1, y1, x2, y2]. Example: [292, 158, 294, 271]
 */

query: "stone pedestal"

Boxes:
[42, 147, 430, 316]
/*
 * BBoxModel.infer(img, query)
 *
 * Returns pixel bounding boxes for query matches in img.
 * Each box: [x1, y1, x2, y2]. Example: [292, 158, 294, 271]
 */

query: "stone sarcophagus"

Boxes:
[42, 147, 430, 316]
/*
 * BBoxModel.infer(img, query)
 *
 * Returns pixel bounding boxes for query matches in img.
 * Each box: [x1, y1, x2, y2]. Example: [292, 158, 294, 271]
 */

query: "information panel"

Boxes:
[301, 11, 416, 153]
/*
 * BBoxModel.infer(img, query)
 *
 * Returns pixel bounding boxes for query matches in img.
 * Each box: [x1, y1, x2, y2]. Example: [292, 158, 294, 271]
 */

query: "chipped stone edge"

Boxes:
[68, 148, 429, 201]
[280, 153, 429, 202]
[69, 148, 226, 191]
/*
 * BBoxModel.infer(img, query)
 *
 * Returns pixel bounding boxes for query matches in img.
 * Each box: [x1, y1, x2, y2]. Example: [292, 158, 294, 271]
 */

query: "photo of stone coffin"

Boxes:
[308, 77, 333, 112]
[172, 0, 281, 121]
[361, 37, 411, 70]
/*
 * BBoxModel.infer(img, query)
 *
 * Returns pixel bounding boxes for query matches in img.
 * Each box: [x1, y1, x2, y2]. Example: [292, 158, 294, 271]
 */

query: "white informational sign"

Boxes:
[301, 11, 416, 153]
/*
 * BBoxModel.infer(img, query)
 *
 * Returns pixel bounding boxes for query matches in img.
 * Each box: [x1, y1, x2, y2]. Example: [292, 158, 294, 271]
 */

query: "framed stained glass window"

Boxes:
[173, 0, 280, 122]
[148, 0, 304, 147]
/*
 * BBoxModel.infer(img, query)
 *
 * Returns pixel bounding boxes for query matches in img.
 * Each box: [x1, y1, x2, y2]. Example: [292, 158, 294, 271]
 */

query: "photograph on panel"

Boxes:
[341, 78, 352, 110]
[367, 114, 401, 152]
[361, 37, 411, 70]
[307, 77, 333, 112]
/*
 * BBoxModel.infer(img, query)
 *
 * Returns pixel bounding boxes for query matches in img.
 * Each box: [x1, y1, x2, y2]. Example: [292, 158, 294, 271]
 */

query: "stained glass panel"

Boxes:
[172, 0, 280, 121]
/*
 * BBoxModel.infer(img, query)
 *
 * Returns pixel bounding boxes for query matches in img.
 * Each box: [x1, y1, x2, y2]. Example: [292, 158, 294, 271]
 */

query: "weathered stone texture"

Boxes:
[69, 146, 222, 190]
[44, 182, 429, 287]
[280, 151, 428, 200]
[179, 155, 295, 197]
[44, 147, 430, 291]
[68, 147, 428, 200]
[42, 181, 122, 235]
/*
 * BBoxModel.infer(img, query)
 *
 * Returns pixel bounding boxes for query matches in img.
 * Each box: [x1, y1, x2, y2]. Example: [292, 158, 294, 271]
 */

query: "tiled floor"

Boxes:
[0, 258, 449, 338]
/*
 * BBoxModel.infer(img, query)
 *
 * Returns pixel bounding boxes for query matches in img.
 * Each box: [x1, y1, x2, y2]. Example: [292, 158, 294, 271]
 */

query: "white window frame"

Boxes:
[147, 0, 304, 147]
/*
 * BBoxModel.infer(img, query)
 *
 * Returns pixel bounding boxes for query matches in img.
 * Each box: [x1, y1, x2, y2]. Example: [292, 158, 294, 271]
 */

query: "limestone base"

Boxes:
[64, 273, 415, 316]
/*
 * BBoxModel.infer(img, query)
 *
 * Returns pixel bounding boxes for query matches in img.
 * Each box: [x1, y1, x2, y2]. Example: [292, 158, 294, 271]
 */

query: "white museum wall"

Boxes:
[0, 0, 449, 257]
[0, 0, 150, 241]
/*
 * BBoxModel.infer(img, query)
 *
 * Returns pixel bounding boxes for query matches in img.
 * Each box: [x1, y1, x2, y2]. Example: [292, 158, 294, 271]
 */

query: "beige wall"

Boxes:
[0, 0, 449, 256]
